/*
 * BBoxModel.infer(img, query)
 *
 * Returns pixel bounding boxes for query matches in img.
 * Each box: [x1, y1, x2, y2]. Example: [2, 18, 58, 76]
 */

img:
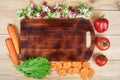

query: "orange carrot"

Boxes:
[55, 62, 63, 70]
[51, 63, 57, 71]
[7, 24, 19, 54]
[67, 68, 74, 75]
[88, 68, 95, 79]
[5, 38, 20, 66]
[80, 68, 89, 76]
[63, 61, 72, 69]
[81, 75, 87, 80]
[57, 69, 67, 76]
[77, 62, 82, 69]
[82, 61, 90, 69]
[72, 68, 79, 74]
[71, 62, 82, 68]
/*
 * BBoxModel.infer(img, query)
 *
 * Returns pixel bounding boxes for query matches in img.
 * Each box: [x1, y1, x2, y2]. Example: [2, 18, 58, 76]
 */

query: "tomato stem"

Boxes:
[103, 42, 107, 46]
[99, 55, 105, 59]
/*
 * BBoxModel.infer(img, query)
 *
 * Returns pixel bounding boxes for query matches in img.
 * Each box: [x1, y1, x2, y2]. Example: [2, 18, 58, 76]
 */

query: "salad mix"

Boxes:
[17, 1, 94, 19]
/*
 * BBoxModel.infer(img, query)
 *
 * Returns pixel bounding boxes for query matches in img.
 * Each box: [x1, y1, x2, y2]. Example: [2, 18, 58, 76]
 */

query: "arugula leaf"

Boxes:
[16, 57, 51, 79]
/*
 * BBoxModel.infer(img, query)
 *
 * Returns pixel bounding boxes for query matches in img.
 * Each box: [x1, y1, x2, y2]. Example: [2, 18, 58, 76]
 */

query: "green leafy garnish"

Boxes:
[16, 57, 51, 79]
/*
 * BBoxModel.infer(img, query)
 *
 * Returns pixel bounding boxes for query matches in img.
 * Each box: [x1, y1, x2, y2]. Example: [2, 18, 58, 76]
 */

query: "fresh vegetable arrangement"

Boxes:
[94, 15, 109, 33]
[17, 2, 94, 19]
[5, 1, 111, 80]
[16, 57, 51, 79]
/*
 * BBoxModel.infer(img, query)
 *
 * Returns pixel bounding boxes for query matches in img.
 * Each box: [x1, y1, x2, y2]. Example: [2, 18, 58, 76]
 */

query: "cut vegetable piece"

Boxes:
[51, 63, 57, 70]
[55, 62, 63, 70]
[77, 62, 82, 69]
[71, 62, 78, 68]
[81, 75, 87, 80]
[72, 68, 79, 74]
[82, 61, 90, 68]
[63, 62, 72, 69]
[80, 68, 89, 76]
[58, 69, 67, 76]
[67, 68, 74, 75]
[88, 68, 95, 79]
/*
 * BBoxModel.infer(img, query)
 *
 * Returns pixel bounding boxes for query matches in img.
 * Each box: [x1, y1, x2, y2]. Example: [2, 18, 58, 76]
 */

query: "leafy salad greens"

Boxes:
[16, 57, 51, 79]
[17, 2, 94, 19]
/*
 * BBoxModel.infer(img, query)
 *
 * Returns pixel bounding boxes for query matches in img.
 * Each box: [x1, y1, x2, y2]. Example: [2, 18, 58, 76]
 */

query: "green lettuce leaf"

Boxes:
[16, 57, 51, 79]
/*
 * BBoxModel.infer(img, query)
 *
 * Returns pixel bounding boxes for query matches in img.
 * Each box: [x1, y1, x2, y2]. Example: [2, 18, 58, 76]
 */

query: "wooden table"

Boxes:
[0, 0, 120, 80]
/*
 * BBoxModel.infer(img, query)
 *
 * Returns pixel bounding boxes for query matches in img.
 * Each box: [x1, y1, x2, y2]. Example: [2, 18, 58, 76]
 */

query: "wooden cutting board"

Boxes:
[20, 18, 95, 61]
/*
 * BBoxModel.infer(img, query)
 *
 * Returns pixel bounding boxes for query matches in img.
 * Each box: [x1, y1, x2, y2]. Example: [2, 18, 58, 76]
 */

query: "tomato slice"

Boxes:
[96, 37, 110, 51]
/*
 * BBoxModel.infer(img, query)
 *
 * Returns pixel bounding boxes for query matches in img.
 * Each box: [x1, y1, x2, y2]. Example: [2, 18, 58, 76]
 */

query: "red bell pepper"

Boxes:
[94, 15, 109, 33]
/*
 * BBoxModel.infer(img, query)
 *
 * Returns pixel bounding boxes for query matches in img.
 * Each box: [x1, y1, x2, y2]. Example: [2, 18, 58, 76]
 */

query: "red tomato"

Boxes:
[96, 37, 110, 51]
[95, 54, 108, 67]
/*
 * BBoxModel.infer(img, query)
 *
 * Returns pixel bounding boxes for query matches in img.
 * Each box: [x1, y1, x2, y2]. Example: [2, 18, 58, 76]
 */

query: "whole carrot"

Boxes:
[7, 24, 19, 54]
[5, 38, 20, 66]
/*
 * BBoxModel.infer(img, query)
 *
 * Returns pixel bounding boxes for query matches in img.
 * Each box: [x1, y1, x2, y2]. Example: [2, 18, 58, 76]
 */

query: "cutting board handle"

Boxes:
[85, 27, 95, 51]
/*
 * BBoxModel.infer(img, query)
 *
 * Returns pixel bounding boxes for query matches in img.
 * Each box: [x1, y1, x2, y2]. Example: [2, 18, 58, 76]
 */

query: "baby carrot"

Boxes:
[7, 24, 20, 54]
[5, 38, 20, 66]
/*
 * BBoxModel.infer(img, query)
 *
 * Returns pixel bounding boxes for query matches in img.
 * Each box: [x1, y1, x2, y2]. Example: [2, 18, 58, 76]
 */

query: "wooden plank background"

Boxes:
[0, 0, 120, 80]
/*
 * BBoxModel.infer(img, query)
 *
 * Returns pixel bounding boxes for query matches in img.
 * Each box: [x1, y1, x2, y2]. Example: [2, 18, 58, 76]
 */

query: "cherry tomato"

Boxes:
[95, 54, 108, 67]
[96, 37, 110, 51]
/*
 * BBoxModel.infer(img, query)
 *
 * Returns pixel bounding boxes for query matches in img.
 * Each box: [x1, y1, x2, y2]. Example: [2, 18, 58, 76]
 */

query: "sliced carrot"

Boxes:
[51, 63, 57, 71]
[80, 68, 89, 76]
[72, 67, 79, 74]
[63, 61, 72, 69]
[57, 69, 67, 76]
[88, 68, 95, 79]
[81, 75, 87, 80]
[55, 62, 63, 70]
[82, 61, 90, 69]
[7, 24, 19, 54]
[77, 62, 82, 69]
[67, 68, 74, 75]
[5, 38, 20, 66]
[71, 62, 78, 68]
[72, 62, 82, 68]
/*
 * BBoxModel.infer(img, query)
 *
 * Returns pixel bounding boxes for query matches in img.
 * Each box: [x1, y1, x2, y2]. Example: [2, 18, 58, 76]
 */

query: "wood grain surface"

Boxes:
[0, 0, 120, 80]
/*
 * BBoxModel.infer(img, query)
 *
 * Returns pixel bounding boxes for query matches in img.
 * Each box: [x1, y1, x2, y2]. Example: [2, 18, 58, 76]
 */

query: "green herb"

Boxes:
[16, 57, 51, 79]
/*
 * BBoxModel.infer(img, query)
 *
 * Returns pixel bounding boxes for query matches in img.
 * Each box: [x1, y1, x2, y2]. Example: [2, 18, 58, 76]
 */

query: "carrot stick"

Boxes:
[72, 62, 82, 68]
[5, 38, 20, 66]
[7, 24, 19, 54]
